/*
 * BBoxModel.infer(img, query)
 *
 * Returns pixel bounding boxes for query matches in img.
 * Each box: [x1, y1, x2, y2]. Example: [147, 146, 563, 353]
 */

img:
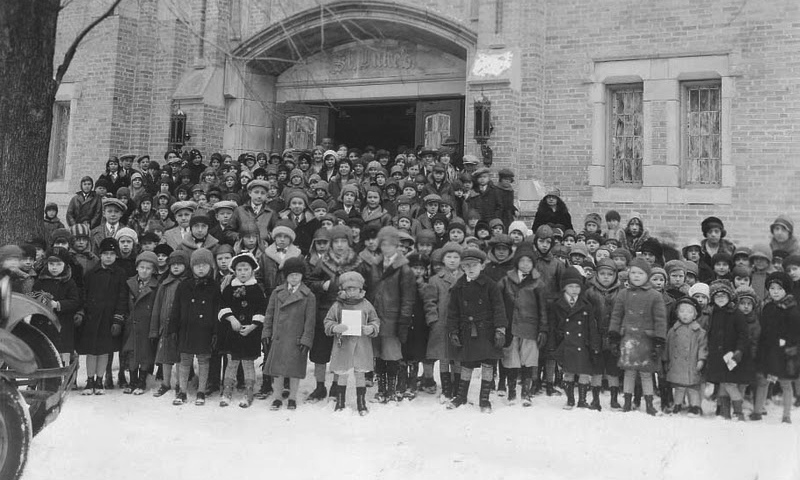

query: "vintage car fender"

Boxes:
[7, 293, 60, 333]
[0, 328, 36, 375]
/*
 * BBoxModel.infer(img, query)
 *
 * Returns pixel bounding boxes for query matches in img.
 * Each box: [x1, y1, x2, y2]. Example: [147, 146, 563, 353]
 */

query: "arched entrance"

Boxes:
[227, 1, 477, 155]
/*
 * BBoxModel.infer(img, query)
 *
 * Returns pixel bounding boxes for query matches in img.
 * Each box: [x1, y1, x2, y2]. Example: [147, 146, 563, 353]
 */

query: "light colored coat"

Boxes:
[426, 268, 460, 360]
[263, 283, 316, 379]
[324, 297, 380, 374]
[665, 321, 708, 386]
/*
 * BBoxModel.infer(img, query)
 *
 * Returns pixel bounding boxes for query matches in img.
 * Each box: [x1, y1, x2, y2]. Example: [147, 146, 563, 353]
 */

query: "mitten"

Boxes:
[537, 332, 548, 349]
[332, 324, 349, 334]
[73, 312, 84, 327]
[111, 323, 122, 337]
[731, 350, 743, 363]
[493, 329, 506, 349]
[449, 331, 462, 348]
[361, 324, 376, 336]
[299, 344, 310, 355]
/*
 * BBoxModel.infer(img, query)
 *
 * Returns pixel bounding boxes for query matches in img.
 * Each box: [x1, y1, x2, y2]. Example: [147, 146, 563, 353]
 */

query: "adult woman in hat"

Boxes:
[532, 188, 573, 233]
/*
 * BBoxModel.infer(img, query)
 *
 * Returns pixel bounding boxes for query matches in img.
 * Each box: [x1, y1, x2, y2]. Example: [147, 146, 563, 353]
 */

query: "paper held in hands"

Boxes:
[341, 310, 362, 336]
[723, 351, 737, 371]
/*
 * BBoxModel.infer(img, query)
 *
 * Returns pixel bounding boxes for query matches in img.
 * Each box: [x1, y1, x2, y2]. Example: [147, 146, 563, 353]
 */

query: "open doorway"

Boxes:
[330, 101, 416, 153]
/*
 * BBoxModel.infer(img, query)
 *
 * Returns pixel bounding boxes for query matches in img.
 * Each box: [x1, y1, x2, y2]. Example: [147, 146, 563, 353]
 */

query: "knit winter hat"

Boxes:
[584, 232, 603, 245]
[584, 213, 602, 228]
[683, 260, 698, 277]
[447, 222, 467, 235]
[770, 215, 794, 235]
[440, 242, 463, 257]
[329, 225, 353, 244]
[339, 271, 365, 290]
[664, 259, 686, 276]
[115, 227, 138, 243]
[595, 258, 617, 273]
[190, 214, 211, 228]
[289, 168, 304, 180]
[488, 218, 504, 230]
[135, 251, 159, 268]
[154, 243, 173, 257]
[406, 252, 430, 268]
[98, 238, 119, 255]
[513, 243, 537, 268]
[189, 248, 214, 270]
[732, 265, 752, 279]
[674, 296, 701, 317]
[508, 220, 528, 236]
[168, 250, 190, 267]
[310, 199, 329, 211]
[69, 224, 91, 239]
[736, 286, 758, 304]
[749, 244, 771, 262]
[766, 271, 793, 292]
[271, 225, 296, 242]
[214, 244, 234, 258]
[783, 254, 800, 270]
[50, 228, 71, 245]
[561, 266, 584, 289]
[639, 238, 663, 259]
[117, 187, 131, 198]
[710, 280, 737, 303]
[489, 234, 513, 251]
[649, 267, 667, 281]
[629, 257, 652, 277]
[282, 256, 306, 277]
[611, 248, 632, 263]
[569, 243, 590, 259]
[688, 282, 710, 299]
[416, 229, 436, 246]
[711, 252, 732, 268]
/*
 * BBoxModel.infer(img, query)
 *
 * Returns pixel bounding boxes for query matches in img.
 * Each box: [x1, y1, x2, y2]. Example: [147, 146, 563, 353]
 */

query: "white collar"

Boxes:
[231, 277, 257, 287]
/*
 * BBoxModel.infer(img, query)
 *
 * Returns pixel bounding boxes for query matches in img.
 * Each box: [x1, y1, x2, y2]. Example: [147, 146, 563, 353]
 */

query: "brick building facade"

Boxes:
[47, 0, 800, 246]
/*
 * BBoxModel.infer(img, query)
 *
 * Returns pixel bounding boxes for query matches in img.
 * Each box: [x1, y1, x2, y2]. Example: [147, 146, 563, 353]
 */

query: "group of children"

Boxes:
[6, 145, 796, 422]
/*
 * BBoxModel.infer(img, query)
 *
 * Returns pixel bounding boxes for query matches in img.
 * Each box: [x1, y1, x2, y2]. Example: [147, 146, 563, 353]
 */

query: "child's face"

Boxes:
[156, 253, 169, 268]
[649, 274, 665, 289]
[569, 254, 584, 266]
[332, 238, 350, 256]
[733, 255, 749, 268]
[397, 204, 410, 215]
[350, 227, 360, 240]
[738, 298, 754, 315]
[192, 262, 211, 278]
[234, 263, 253, 283]
[343, 192, 356, 206]
[242, 234, 258, 250]
[175, 210, 192, 228]
[46, 209, 57, 219]
[418, 243, 433, 256]
[713, 292, 730, 308]
[403, 187, 416, 198]
[100, 251, 117, 267]
[596, 268, 615, 287]
[769, 283, 787, 302]
[288, 198, 305, 215]
[517, 256, 534, 274]
[641, 252, 656, 265]
[491, 225, 504, 237]
[753, 258, 769, 271]
[73, 237, 90, 252]
[692, 293, 709, 308]
[443, 252, 461, 271]
[628, 222, 641, 236]
[713, 261, 730, 276]
[772, 258, 785, 271]
[772, 225, 790, 243]
[411, 265, 427, 278]
[476, 228, 490, 240]
[433, 222, 445, 234]
[628, 266, 648, 287]
[607, 219, 619, 230]
[425, 202, 439, 215]
[676, 303, 697, 324]
[250, 186, 267, 205]
[366, 191, 381, 208]
[118, 237, 134, 255]
[536, 238, 552, 254]
[170, 263, 186, 276]
[705, 228, 722, 244]
[585, 222, 599, 234]
[104, 206, 122, 224]
[398, 218, 412, 230]
[380, 240, 399, 258]
[313, 208, 328, 220]
[786, 264, 800, 282]
[274, 233, 291, 249]
[586, 239, 600, 253]
[476, 174, 490, 186]
[216, 253, 232, 272]
[604, 242, 617, 252]
[321, 220, 334, 230]
[509, 231, 524, 244]
[216, 209, 233, 226]
[564, 284, 582, 298]
[191, 223, 208, 239]
[461, 259, 483, 280]
[407, 165, 419, 176]
[141, 241, 156, 252]
[95, 186, 108, 197]
[449, 229, 465, 243]
[286, 272, 303, 287]
[595, 249, 610, 261]
[563, 237, 575, 248]
[612, 256, 627, 270]
[47, 260, 65, 277]
[734, 276, 751, 289]
[314, 239, 331, 253]
[685, 272, 697, 287]
[493, 245, 511, 262]
[342, 286, 361, 299]
[177, 190, 188, 200]
[137, 262, 154, 280]
[669, 271, 685, 288]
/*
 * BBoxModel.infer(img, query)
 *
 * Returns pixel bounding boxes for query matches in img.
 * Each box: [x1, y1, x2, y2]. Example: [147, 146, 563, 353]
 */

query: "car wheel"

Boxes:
[0, 380, 32, 480]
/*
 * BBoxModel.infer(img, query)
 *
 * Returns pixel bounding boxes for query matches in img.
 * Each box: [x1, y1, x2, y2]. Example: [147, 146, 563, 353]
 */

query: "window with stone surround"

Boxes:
[285, 115, 317, 150]
[608, 84, 643, 186]
[47, 102, 70, 181]
[683, 81, 721, 186]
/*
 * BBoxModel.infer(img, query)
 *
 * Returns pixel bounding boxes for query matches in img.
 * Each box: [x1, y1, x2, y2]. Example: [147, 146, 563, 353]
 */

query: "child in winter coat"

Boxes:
[497, 244, 548, 407]
[754, 272, 800, 423]
[551, 267, 601, 410]
[689, 283, 711, 330]
[169, 248, 222, 406]
[77, 238, 128, 395]
[123, 251, 159, 395]
[324, 271, 380, 415]
[262, 257, 315, 411]
[149, 250, 190, 398]
[665, 297, 708, 416]
[44, 203, 66, 240]
[400, 253, 438, 399]
[69, 224, 99, 275]
[427, 242, 463, 401]
[31, 248, 81, 363]
[736, 285, 763, 417]
[705, 280, 751, 421]
[446, 247, 507, 413]
[218, 253, 267, 408]
[609, 258, 668, 415]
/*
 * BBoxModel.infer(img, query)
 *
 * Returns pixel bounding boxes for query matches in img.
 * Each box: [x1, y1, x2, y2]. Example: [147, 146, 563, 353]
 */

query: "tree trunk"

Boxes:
[0, 0, 60, 246]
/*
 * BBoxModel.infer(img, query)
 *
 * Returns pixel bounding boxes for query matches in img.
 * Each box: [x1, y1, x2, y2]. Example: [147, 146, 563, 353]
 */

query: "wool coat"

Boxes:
[324, 296, 380, 374]
[757, 295, 800, 379]
[67, 191, 103, 228]
[446, 273, 507, 363]
[149, 272, 186, 364]
[369, 254, 416, 340]
[76, 263, 128, 355]
[262, 283, 316, 379]
[585, 276, 624, 375]
[261, 244, 303, 298]
[361, 206, 392, 230]
[665, 321, 708, 386]
[31, 266, 82, 353]
[123, 276, 159, 367]
[483, 252, 515, 283]
[705, 305, 752, 384]
[306, 250, 373, 364]
[609, 284, 668, 372]
[218, 279, 267, 360]
[402, 280, 438, 362]
[426, 269, 460, 360]
[229, 203, 276, 243]
[168, 277, 222, 355]
[497, 270, 548, 342]
[465, 185, 503, 222]
[550, 294, 601, 375]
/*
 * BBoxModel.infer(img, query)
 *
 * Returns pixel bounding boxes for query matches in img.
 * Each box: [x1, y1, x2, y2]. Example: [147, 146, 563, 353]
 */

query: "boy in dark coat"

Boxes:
[77, 238, 128, 395]
[550, 267, 601, 410]
[123, 251, 160, 395]
[43, 203, 66, 240]
[67, 176, 102, 228]
[400, 253, 438, 399]
[31, 248, 81, 362]
[169, 248, 222, 406]
[263, 257, 315, 410]
[446, 247, 507, 412]
[218, 252, 267, 408]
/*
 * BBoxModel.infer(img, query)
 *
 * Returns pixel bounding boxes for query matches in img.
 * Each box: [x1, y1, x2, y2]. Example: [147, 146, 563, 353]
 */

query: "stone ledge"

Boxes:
[592, 186, 732, 205]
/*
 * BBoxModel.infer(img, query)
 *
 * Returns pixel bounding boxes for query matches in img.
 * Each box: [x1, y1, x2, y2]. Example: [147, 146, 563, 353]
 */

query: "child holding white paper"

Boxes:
[324, 271, 380, 415]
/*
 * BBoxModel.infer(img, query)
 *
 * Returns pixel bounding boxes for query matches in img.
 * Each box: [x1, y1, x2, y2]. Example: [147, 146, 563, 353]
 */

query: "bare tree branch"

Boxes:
[55, 0, 124, 86]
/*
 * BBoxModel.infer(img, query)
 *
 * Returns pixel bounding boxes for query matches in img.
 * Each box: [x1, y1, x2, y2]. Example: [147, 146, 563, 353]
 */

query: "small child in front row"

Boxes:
[123, 252, 160, 395]
[218, 253, 267, 408]
[665, 297, 707, 416]
[169, 248, 221, 406]
[324, 271, 380, 416]
[262, 257, 316, 411]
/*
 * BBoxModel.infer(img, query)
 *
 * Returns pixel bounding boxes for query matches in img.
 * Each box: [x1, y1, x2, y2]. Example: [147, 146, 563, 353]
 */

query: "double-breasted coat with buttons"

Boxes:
[262, 283, 316, 379]
[446, 273, 507, 363]
[550, 294, 601, 375]
[123, 276, 160, 367]
[705, 305, 752, 384]
[426, 269, 461, 361]
[218, 280, 267, 360]
[149, 272, 187, 364]
[609, 284, 668, 372]
[168, 277, 222, 355]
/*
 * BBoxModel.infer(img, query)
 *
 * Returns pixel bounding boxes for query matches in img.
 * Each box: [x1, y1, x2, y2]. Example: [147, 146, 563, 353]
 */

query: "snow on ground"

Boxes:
[22, 365, 800, 480]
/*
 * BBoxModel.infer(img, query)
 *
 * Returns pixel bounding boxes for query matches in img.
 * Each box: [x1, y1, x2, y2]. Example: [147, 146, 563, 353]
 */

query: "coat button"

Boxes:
[578, 333, 582, 337]
[199, 315, 203, 319]
[191, 299, 195, 303]
[577, 321, 582, 325]
[577, 347, 582, 351]
[468, 316, 474, 321]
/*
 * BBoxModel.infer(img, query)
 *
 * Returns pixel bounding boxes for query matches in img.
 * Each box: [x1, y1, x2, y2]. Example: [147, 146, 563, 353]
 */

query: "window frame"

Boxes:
[606, 83, 644, 188]
[47, 101, 70, 182]
[680, 79, 722, 188]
